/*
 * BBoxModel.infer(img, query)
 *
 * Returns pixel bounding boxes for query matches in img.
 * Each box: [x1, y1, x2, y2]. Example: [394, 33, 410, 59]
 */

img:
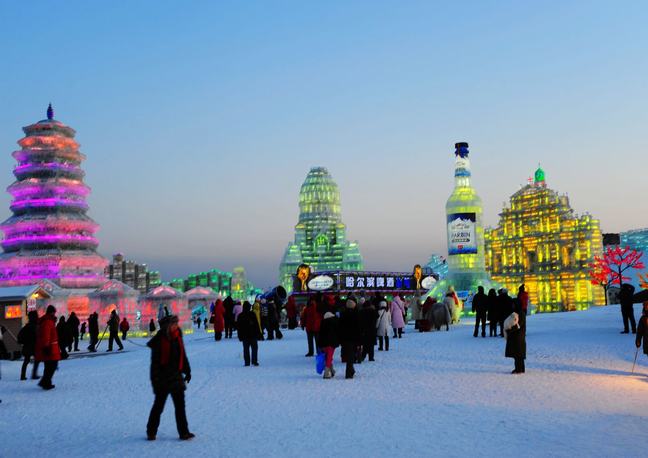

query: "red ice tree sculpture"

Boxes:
[589, 246, 644, 305]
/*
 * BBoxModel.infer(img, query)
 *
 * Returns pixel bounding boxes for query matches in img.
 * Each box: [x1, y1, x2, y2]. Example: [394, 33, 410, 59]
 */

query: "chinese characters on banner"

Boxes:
[341, 273, 412, 291]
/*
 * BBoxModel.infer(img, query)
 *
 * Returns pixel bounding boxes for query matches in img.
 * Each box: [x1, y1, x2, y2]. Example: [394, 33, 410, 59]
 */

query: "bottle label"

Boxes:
[447, 212, 477, 255]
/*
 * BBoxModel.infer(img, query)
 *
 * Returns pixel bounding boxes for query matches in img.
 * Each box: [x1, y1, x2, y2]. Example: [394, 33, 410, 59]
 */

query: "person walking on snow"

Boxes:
[210, 300, 225, 341]
[67, 311, 80, 352]
[635, 302, 648, 359]
[146, 315, 194, 441]
[88, 311, 99, 352]
[107, 310, 124, 351]
[504, 300, 526, 374]
[120, 317, 130, 341]
[236, 302, 262, 366]
[223, 296, 235, 339]
[56, 316, 70, 359]
[517, 284, 529, 316]
[619, 283, 637, 334]
[391, 294, 406, 338]
[80, 321, 86, 341]
[17, 310, 40, 380]
[360, 300, 378, 362]
[376, 300, 391, 351]
[318, 310, 340, 379]
[487, 288, 499, 337]
[302, 298, 321, 357]
[148, 319, 156, 334]
[339, 297, 362, 379]
[472, 286, 488, 338]
[36, 305, 61, 390]
[497, 289, 514, 337]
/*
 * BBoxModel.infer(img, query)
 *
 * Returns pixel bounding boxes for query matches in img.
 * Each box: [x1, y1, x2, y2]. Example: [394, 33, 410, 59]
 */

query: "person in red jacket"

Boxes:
[285, 296, 298, 330]
[210, 300, 225, 341]
[35, 305, 61, 390]
[302, 298, 321, 357]
[517, 284, 529, 316]
[120, 317, 130, 341]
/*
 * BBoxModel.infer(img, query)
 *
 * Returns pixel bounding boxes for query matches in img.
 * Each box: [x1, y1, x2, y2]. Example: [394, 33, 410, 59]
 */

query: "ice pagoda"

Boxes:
[0, 105, 108, 288]
[279, 167, 363, 292]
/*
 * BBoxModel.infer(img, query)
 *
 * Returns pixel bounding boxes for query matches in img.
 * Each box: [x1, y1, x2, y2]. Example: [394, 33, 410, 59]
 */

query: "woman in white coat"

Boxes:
[391, 295, 406, 338]
[376, 301, 392, 351]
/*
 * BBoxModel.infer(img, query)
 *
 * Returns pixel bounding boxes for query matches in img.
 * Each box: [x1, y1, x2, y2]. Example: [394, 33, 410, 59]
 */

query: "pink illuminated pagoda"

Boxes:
[0, 105, 108, 288]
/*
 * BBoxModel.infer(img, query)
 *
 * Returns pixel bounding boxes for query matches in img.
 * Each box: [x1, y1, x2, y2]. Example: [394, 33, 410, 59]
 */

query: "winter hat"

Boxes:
[324, 311, 335, 319]
[379, 300, 387, 309]
[346, 297, 357, 309]
[46, 305, 56, 314]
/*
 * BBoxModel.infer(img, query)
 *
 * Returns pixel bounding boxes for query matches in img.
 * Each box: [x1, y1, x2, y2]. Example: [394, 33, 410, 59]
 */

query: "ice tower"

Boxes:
[0, 105, 108, 288]
[279, 167, 363, 292]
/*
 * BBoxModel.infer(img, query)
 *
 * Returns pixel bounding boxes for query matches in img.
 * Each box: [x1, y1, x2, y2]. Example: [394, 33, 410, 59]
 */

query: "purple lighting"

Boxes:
[0, 107, 108, 289]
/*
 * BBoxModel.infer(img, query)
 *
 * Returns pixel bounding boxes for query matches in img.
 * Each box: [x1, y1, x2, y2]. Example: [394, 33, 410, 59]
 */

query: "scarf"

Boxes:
[160, 328, 185, 372]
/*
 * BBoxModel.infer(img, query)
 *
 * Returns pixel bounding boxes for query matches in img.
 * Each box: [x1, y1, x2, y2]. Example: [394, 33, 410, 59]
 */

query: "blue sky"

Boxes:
[1, 1, 647, 288]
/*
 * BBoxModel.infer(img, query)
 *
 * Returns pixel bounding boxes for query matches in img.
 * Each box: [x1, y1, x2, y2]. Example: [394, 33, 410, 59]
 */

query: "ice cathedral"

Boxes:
[279, 167, 363, 292]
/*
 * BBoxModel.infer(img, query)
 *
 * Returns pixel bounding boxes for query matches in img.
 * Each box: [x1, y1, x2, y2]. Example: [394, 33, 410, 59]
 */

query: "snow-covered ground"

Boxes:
[1, 305, 646, 457]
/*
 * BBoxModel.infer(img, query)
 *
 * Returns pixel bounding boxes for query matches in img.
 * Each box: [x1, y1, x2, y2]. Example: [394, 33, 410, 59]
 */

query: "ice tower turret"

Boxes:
[279, 167, 363, 292]
[0, 106, 108, 288]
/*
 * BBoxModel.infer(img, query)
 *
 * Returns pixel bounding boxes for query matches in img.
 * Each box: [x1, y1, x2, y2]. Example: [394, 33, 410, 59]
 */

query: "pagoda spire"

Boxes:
[46, 103, 54, 120]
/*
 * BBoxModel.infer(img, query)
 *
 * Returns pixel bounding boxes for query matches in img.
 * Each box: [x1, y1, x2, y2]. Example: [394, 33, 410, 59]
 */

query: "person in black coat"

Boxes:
[486, 289, 499, 337]
[146, 315, 194, 441]
[497, 288, 514, 337]
[88, 312, 99, 352]
[359, 301, 378, 362]
[339, 297, 362, 379]
[318, 311, 340, 379]
[67, 312, 80, 352]
[619, 283, 637, 334]
[223, 296, 235, 339]
[472, 286, 488, 338]
[504, 300, 526, 374]
[56, 316, 70, 359]
[149, 318, 156, 334]
[17, 310, 40, 380]
[236, 302, 262, 366]
[107, 310, 124, 351]
[80, 322, 86, 340]
[635, 302, 648, 357]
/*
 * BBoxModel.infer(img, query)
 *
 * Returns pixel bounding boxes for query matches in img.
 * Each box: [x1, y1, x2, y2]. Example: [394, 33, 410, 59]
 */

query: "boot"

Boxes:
[323, 367, 332, 379]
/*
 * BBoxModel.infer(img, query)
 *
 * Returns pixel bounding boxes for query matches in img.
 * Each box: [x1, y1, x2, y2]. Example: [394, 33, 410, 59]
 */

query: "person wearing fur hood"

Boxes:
[391, 295, 406, 338]
[376, 301, 392, 351]
[318, 311, 340, 379]
[503, 301, 526, 374]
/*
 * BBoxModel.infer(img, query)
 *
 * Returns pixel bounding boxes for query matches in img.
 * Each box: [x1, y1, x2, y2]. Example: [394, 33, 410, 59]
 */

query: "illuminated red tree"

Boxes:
[589, 246, 644, 305]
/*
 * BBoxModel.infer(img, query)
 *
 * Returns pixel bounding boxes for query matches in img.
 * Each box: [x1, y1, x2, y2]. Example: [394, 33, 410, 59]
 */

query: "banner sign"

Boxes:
[294, 268, 438, 294]
[447, 212, 477, 255]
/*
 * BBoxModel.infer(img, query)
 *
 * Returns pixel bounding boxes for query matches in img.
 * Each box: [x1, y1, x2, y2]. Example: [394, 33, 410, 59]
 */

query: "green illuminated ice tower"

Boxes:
[279, 167, 363, 292]
[430, 143, 493, 297]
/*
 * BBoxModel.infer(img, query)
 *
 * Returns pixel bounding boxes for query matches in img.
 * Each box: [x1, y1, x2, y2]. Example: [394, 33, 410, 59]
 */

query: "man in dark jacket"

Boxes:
[67, 312, 80, 352]
[635, 302, 648, 357]
[472, 286, 488, 338]
[339, 297, 362, 379]
[619, 283, 637, 334]
[359, 301, 378, 362]
[223, 296, 235, 339]
[497, 289, 514, 337]
[236, 302, 262, 366]
[107, 310, 124, 351]
[56, 316, 70, 360]
[146, 315, 194, 441]
[17, 310, 40, 380]
[88, 311, 99, 352]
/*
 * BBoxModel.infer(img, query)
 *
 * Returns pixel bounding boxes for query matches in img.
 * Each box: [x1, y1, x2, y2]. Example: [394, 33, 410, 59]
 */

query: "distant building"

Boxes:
[169, 269, 232, 297]
[485, 167, 604, 312]
[106, 253, 161, 293]
[619, 228, 648, 288]
[279, 167, 363, 292]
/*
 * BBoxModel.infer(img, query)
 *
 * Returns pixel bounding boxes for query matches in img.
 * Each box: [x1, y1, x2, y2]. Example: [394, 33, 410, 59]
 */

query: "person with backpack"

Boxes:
[376, 300, 391, 351]
[17, 310, 40, 380]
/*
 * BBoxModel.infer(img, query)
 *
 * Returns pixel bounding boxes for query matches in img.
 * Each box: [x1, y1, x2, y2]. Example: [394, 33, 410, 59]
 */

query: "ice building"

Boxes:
[0, 105, 108, 289]
[484, 166, 604, 312]
[279, 167, 363, 292]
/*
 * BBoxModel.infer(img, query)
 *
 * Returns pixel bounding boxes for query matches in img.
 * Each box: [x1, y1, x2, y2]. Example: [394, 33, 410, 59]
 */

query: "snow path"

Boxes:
[1, 306, 646, 457]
